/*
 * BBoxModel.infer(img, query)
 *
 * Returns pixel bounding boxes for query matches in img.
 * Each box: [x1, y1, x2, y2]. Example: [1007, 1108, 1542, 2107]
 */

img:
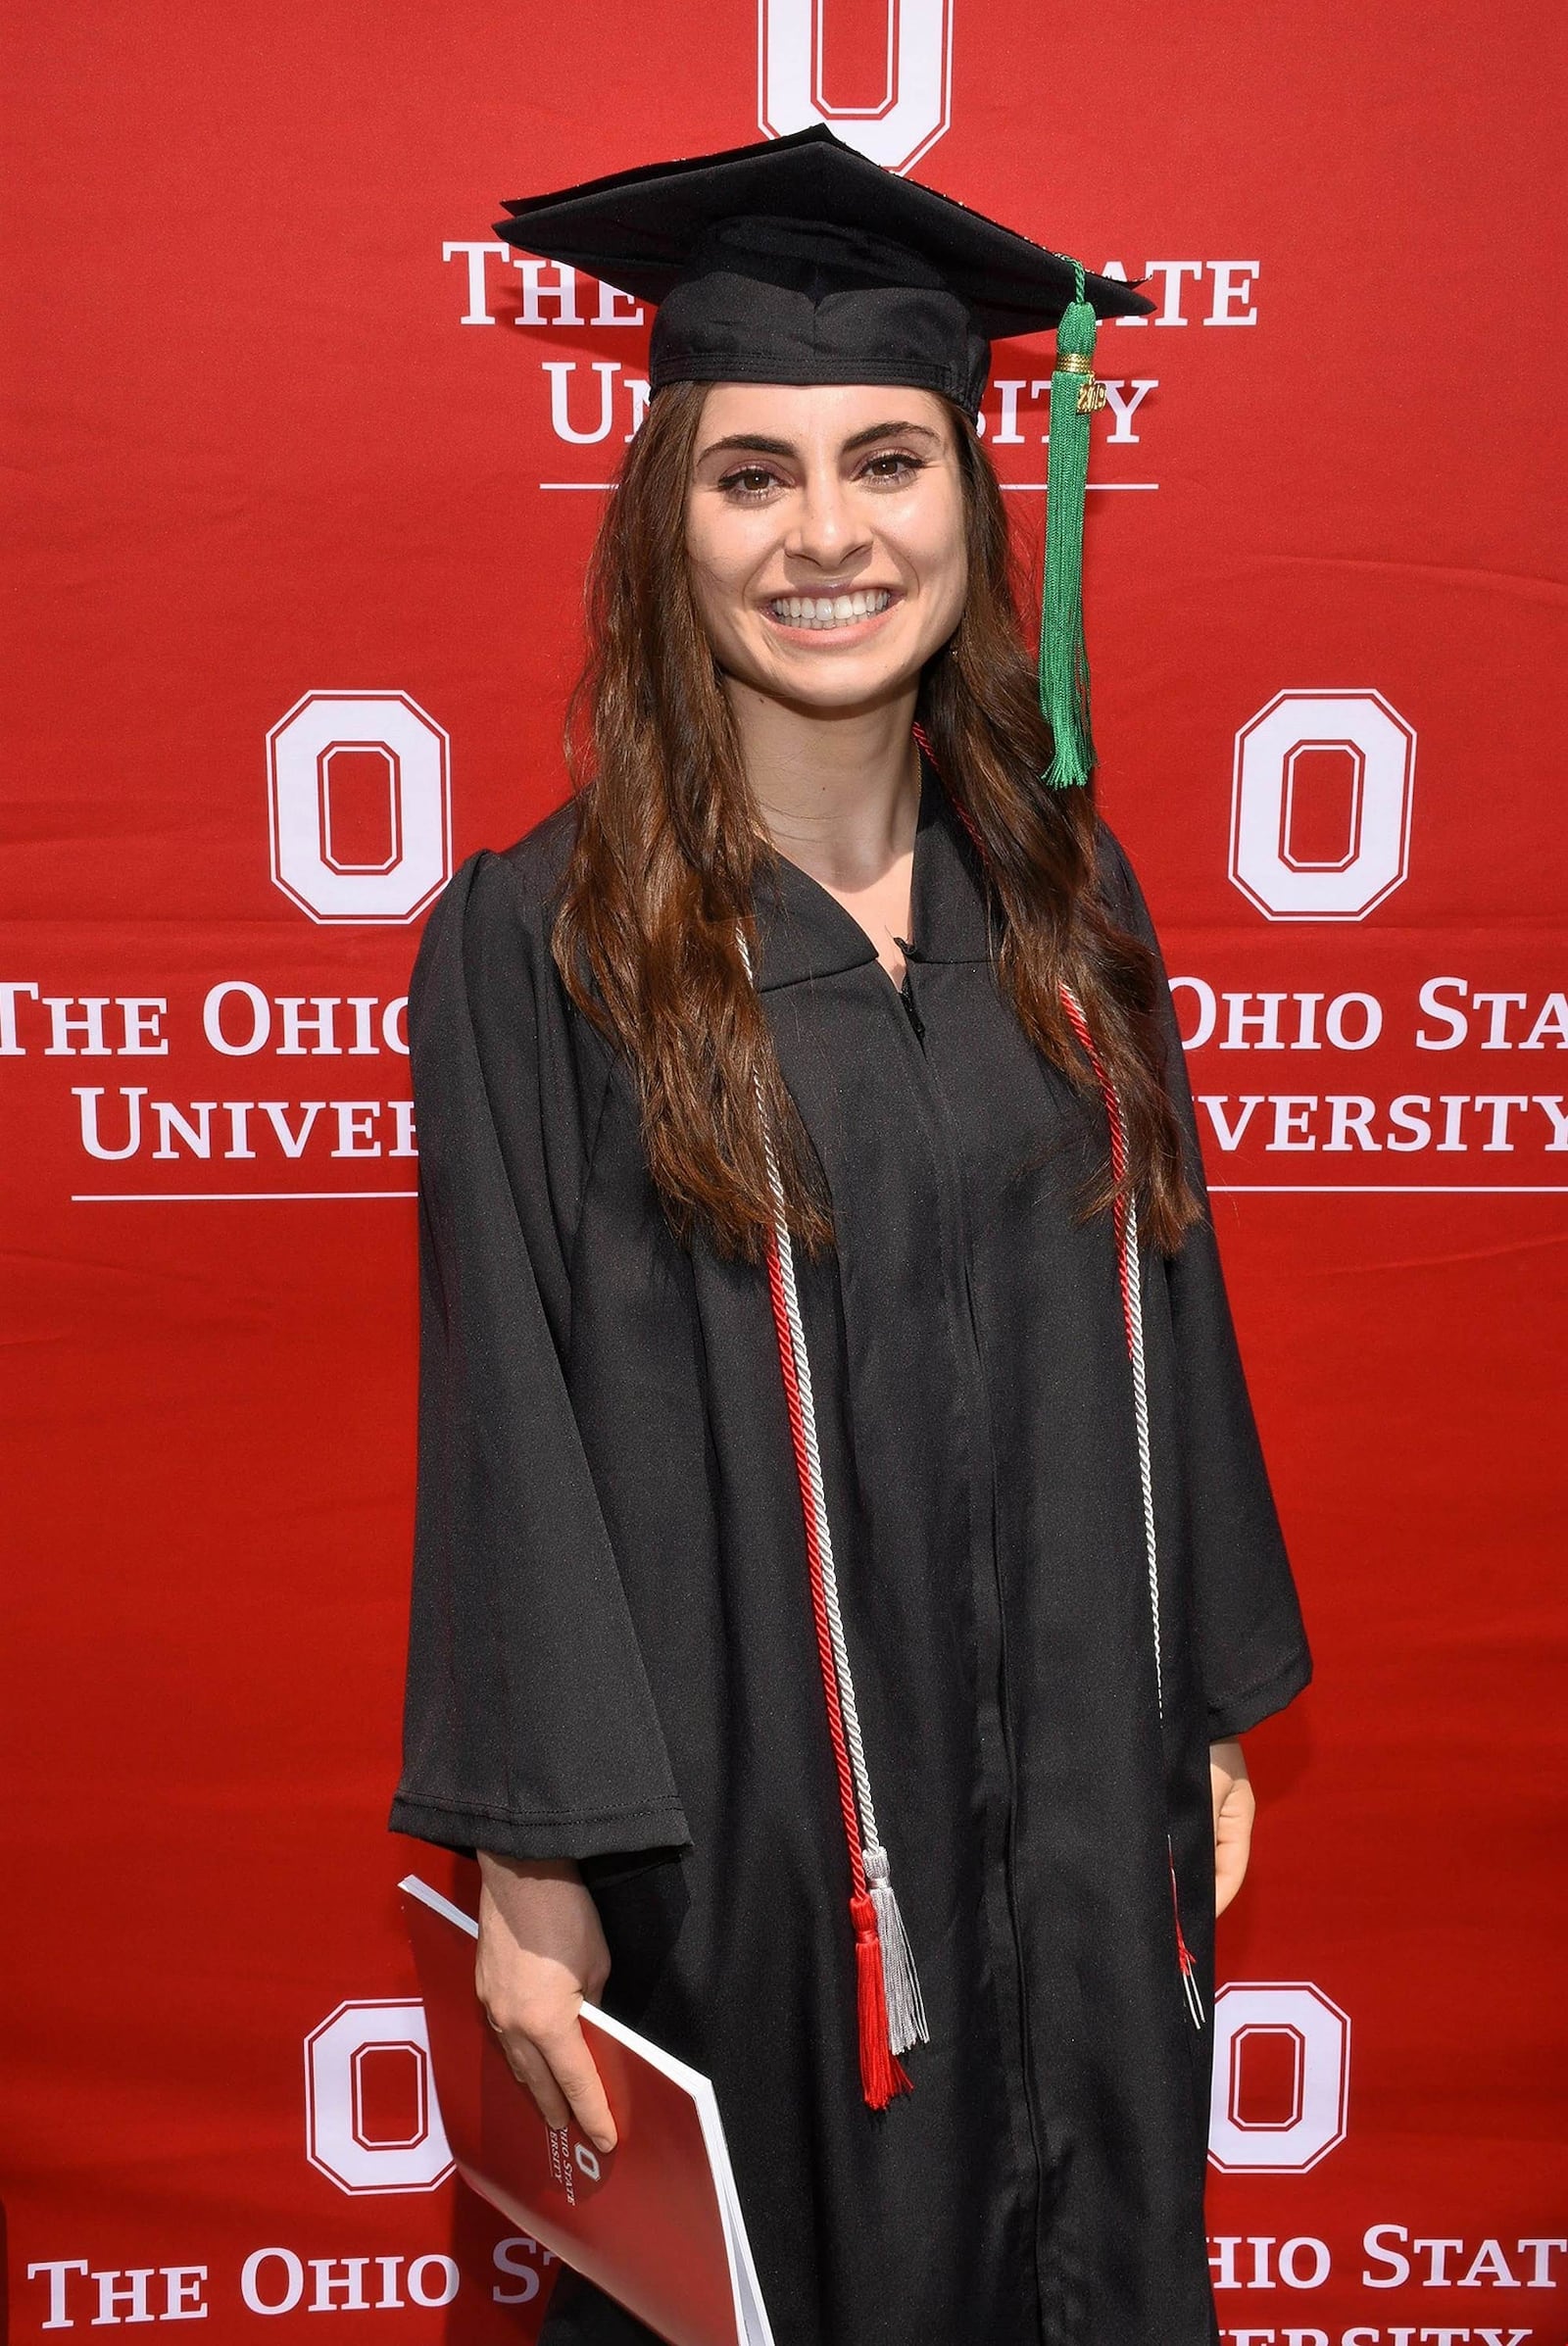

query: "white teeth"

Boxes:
[767, 589, 893, 630]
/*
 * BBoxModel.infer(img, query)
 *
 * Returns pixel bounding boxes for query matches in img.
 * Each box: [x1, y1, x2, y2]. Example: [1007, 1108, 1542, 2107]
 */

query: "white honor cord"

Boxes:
[1060, 982, 1204, 2030]
[738, 927, 929, 2057]
[1127, 1196, 1203, 2029]
[1121, 1192, 1164, 1719]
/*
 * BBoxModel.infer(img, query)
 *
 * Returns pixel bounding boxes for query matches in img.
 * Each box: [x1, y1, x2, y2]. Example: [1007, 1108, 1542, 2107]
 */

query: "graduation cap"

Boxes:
[497, 126, 1155, 792]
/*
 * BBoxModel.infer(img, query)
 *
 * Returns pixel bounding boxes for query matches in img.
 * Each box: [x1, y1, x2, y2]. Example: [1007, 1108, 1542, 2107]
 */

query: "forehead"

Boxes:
[694, 381, 952, 450]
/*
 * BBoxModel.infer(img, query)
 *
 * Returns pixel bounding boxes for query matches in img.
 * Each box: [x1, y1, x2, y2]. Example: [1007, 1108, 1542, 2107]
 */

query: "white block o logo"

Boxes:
[760, 0, 952, 172]
[1230, 689, 1415, 921]
[1207, 1981, 1350, 2174]
[305, 1999, 453, 2194]
[269, 692, 451, 924]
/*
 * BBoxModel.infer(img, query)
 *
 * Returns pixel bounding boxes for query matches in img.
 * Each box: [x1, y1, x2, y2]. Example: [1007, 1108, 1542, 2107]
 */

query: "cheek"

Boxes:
[906, 501, 968, 631]
[686, 509, 769, 623]
[683, 527, 724, 631]
[936, 539, 969, 624]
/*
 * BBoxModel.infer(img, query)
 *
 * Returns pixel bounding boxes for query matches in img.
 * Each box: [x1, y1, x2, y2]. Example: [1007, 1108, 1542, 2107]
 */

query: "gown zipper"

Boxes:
[893, 937, 926, 1045]
[889, 947, 1049, 2336]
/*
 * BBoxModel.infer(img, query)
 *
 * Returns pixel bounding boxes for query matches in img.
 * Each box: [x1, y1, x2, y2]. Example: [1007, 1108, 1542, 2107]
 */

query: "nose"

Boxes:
[785, 461, 870, 573]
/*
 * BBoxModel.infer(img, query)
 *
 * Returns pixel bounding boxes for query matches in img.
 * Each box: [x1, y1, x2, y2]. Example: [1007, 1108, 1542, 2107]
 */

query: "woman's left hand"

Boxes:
[1209, 1737, 1254, 1917]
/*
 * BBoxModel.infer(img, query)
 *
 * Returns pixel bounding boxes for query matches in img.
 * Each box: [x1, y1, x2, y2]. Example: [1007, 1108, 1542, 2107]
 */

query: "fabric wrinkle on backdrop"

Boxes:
[2, 2, 1563, 2344]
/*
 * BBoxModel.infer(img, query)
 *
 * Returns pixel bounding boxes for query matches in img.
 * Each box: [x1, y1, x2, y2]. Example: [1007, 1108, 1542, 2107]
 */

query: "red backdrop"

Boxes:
[3, 1, 1564, 2338]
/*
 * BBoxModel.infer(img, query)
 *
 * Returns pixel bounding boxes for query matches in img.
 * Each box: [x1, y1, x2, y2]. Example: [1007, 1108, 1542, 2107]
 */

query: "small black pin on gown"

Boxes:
[390, 754, 1312, 2346]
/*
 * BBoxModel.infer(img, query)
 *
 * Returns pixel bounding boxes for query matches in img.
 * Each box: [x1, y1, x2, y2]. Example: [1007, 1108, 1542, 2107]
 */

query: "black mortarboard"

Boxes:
[496, 127, 1157, 789]
[495, 123, 1151, 415]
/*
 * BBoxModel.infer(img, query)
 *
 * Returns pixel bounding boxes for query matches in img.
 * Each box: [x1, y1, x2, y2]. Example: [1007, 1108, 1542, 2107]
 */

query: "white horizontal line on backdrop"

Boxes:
[72, 1191, 419, 1203]
[72, 1186, 1565, 1204]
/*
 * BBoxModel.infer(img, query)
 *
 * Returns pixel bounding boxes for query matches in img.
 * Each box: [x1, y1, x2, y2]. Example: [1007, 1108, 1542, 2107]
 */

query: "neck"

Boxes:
[724, 676, 921, 891]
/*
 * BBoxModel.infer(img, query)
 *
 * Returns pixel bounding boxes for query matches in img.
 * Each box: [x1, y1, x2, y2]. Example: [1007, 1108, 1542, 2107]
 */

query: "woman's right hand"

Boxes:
[475, 1850, 618, 2153]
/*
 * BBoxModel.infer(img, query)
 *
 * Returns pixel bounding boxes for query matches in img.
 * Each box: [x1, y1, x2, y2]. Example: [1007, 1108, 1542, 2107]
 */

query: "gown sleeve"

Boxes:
[1098, 823, 1314, 1741]
[388, 848, 692, 1865]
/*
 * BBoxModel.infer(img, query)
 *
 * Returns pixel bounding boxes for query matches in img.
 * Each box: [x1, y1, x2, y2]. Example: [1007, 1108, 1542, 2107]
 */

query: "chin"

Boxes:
[773, 665, 915, 714]
[754, 635, 928, 707]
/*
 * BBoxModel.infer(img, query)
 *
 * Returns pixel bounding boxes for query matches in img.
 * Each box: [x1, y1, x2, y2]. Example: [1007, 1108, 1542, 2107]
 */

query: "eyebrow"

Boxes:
[696, 419, 943, 464]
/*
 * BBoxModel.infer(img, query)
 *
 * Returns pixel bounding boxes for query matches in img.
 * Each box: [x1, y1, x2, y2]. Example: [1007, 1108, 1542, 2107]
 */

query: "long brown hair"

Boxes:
[552, 379, 1202, 1262]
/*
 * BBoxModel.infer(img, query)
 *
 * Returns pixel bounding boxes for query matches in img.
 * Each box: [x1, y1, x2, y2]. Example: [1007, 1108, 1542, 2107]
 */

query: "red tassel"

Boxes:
[1165, 1845, 1192, 1968]
[851, 1890, 913, 2109]
[1167, 1840, 1205, 2028]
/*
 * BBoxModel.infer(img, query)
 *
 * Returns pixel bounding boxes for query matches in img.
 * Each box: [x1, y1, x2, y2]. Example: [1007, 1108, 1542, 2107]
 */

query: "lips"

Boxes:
[764, 589, 895, 631]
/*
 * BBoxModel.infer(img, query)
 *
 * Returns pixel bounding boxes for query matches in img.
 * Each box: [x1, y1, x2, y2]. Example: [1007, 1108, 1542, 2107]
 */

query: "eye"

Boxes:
[858, 450, 926, 486]
[716, 464, 786, 503]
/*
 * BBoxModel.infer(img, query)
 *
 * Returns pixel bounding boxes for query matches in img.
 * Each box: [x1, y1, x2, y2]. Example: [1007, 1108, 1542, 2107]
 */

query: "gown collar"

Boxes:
[749, 748, 995, 994]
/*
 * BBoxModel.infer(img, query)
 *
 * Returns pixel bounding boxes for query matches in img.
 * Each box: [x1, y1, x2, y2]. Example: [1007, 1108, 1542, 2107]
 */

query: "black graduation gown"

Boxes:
[389, 755, 1312, 2346]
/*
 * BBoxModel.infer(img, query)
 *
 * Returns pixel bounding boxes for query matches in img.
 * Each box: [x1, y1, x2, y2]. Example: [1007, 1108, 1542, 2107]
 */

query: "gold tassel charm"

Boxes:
[1054, 348, 1106, 414]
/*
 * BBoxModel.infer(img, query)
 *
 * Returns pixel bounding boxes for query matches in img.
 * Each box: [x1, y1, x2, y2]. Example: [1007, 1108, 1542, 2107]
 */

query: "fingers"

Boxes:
[1213, 1835, 1249, 1917]
[496, 2027, 573, 2130]
[1212, 1776, 1255, 1918]
[542, 2016, 618, 2153]
[487, 2010, 618, 2154]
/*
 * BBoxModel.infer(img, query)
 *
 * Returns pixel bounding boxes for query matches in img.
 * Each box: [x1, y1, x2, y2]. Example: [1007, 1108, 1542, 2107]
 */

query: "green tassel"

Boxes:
[1040, 260, 1105, 790]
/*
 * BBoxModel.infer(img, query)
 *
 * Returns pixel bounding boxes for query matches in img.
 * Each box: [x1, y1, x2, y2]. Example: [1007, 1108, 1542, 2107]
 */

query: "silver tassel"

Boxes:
[863, 1841, 929, 2057]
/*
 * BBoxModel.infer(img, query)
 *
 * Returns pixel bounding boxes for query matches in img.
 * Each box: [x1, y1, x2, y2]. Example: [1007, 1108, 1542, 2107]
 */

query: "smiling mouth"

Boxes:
[764, 589, 896, 632]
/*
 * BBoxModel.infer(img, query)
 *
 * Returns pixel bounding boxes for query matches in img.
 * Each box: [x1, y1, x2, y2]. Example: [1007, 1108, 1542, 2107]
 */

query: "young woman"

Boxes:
[391, 129, 1311, 2346]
